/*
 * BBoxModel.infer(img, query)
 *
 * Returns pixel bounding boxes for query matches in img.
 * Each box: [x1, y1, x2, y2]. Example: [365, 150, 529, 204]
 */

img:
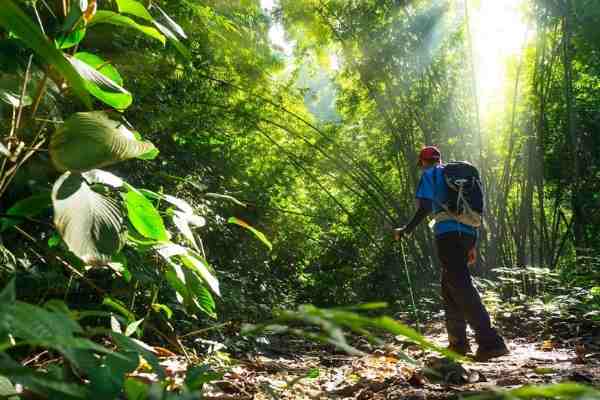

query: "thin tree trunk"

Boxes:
[562, 0, 584, 248]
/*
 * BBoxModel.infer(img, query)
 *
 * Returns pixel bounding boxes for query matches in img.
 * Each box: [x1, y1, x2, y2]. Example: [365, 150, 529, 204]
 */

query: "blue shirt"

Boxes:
[416, 165, 477, 237]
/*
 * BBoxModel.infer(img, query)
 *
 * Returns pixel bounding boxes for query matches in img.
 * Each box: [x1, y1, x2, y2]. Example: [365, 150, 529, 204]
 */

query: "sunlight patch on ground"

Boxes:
[469, 0, 530, 118]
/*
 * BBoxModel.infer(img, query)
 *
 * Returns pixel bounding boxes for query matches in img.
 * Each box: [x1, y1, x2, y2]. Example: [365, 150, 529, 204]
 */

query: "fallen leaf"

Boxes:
[408, 371, 426, 387]
[496, 376, 523, 386]
[153, 346, 177, 358]
[541, 340, 554, 351]
[466, 370, 484, 383]
[575, 344, 587, 364]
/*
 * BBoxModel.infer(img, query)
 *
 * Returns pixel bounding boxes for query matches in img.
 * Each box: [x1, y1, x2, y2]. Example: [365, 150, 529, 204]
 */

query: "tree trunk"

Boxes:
[562, 0, 584, 248]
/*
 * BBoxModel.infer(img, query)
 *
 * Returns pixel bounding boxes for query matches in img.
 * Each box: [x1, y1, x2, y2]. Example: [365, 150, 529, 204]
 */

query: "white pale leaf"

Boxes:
[82, 169, 124, 188]
[68, 55, 127, 94]
[164, 194, 193, 213]
[110, 315, 122, 334]
[155, 243, 187, 259]
[172, 211, 199, 252]
[186, 213, 206, 227]
[52, 172, 125, 264]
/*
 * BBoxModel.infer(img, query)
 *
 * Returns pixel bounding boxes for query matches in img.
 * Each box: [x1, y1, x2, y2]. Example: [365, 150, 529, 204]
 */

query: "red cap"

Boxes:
[417, 146, 441, 166]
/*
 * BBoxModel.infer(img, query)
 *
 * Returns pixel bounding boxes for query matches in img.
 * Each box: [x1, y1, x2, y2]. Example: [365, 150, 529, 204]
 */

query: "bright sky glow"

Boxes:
[330, 53, 341, 71]
[469, 0, 529, 117]
[260, 0, 274, 10]
[268, 23, 295, 56]
[261, 0, 295, 56]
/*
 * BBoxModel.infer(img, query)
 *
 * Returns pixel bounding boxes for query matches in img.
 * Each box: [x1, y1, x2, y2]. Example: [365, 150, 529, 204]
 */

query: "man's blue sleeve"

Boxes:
[415, 171, 433, 201]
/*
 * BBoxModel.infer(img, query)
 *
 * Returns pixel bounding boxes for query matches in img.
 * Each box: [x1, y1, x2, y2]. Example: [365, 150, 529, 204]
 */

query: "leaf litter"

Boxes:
[114, 321, 600, 399]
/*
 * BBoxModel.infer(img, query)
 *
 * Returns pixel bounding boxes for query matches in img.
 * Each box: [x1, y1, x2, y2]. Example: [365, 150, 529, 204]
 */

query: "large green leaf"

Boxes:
[68, 53, 132, 109]
[89, 11, 165, 44]
[0, 191, 52, 232]
[139, 190, 187, 211]
[181, 252, 220, 297]
[164, 261, 189, 305]
[0, 375, 18, 400]
[55, 23, 86, 49]
[0, 354, 89, 398]
[123, 189, 168, 241]
[0, 279, 15, 305]
[157, 244, 208, 313]
[0, 0, 91, 108]
[172, 210, 205, 252]
[50, 112, 156, 172]
[52, 172, 125, 264]
[111, 333, 165, 379]
[124, 377, 149, 400]
[75, 51, 124, 84]
[155, 243, 220, 298]
[88, 351, 138, 399]
[184, 268, 216, 318]
[116, 0, 153, 21]
[502, 383, 600, 399]
[0, 76, 32, 107]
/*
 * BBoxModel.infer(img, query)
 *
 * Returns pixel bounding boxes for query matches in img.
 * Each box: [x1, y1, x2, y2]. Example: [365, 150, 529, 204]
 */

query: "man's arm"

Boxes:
[393, 169, 433, 240]
[405, 198, 432, 233]
[394, 199, 432, 240]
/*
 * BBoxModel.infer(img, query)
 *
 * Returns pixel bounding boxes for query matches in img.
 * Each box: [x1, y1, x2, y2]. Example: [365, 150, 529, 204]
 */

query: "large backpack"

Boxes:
[434, 161, 484, 227]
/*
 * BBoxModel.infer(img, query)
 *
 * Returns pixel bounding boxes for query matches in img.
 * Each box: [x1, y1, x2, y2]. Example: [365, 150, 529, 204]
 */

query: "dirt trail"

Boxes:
[197, 324, 600, 399]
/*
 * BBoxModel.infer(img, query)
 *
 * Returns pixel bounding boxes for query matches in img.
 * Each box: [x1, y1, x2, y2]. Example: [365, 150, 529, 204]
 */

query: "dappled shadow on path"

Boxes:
[195, 322, 599, 399]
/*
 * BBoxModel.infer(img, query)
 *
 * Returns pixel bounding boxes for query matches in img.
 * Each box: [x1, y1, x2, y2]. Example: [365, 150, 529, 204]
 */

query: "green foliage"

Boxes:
[243, 303, 456, 360]
[124, 189, 169, 242]
[0, 0, 225, 382]
[89, 11, 166, 44]
[0, 191, 51, 232]
[470, 382, 600, 400]
[69, 53, 133, 109]
[50, 112, 155, 171]
[0, 0, 91, 107]
[1, 0, 599, 398]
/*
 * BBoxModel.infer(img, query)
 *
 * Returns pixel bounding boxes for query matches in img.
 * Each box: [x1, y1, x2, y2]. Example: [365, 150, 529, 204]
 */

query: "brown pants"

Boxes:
[436, 232, 504, 348]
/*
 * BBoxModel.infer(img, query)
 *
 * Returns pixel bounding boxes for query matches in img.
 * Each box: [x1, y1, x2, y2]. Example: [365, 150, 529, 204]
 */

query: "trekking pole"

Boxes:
[398, 240, 421, 333]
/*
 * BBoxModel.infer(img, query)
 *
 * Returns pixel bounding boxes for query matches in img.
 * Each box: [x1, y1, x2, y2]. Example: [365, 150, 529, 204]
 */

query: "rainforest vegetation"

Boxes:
[0, 0, 598, 398]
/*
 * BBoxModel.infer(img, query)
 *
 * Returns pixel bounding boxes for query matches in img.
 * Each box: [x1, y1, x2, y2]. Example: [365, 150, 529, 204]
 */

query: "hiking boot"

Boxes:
[474, 343, 510, 362]
[446, 343, 471, 356]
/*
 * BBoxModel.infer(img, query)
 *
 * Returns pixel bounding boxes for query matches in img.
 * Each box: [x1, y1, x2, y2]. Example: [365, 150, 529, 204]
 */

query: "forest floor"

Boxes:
[142, 318, 600, 399]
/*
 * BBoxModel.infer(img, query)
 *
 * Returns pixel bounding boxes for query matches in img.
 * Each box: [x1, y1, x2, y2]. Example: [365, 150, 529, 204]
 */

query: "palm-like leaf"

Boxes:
[52, 172, 125, 264]
[89, 11, 165, 44]
[116, 0, 153, 21]
[50, 112, 156, 172]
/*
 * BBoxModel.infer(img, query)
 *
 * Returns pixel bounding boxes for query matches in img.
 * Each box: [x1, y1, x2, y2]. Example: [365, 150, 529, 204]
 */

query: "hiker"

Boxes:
[393, 146, 509, 362]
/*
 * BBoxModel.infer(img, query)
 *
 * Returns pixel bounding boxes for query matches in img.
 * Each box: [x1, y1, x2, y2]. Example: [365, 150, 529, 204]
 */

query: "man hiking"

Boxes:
[394, 146, 509, 362]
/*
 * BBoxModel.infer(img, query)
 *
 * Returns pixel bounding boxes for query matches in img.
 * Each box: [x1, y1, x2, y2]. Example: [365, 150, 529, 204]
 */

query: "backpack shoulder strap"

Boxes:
[432, 166, 445, 211]
[434, 166, 457, 214]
